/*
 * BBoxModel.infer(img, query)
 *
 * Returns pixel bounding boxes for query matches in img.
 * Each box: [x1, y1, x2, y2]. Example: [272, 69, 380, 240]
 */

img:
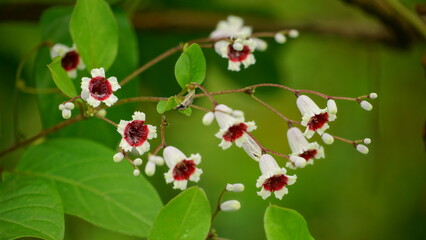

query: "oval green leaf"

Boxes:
[70, 0, 118, 70]
[149, 187, 211, 240]
[0, 178, 64, 240]
[48, 56, 77, 97]
[174, 43, 206, 89]
[264, 205, 314, 240]
[15, 138, 163, 238]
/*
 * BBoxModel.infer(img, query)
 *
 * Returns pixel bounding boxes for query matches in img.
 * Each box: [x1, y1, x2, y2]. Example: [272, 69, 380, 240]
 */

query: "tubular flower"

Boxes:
[117, 111, 157, 155]
[81, 68, 121, 107]
[296, 95, 336, 139]
[214, 104, 257, 150]
[256, 154, 296, 200]
[210, 16, 267, 71]
[163, 146, 203, 190]
[286, 127, 324, 169]
[50, 43, 85, 78]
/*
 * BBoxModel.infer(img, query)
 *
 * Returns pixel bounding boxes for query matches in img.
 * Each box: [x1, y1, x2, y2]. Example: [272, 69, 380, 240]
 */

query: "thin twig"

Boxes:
[96, 115, 118, 127]
[250, 94, 300, 124]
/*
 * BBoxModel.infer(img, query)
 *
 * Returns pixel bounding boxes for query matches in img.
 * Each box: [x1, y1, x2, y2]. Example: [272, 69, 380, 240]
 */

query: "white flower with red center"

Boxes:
[210, 16, 267, 72]
[256, 154, 296, 200]
[81, 68, 121, 107]
[117, 111, 157, 155]
[163, 146, 203, 190]
[296, 95, 337, 139]
[286, 127, 324, 169]
[50, 43, 85, 79]
[213, 104, 257, 150]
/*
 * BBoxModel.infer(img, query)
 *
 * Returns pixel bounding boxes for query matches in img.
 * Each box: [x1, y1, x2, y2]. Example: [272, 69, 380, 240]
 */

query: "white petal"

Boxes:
[316, 123, 330, 136]
[77, 59, 85, 70]
[132, 111, 146, 121]
[119, 138, 133, 152]
[296, 95, 321, 116]
[242, 54, 255, 68]
[50, 44, 69, 58]
[218, 139, 232, 150]
[257, 188, 271, 200]
[173, 180, 188, 190]
[287, 127, 309, 154]
[86, 96, 101, 107]
[117, 120, 129, 135]
[164, 170, 174, 183]
[214, 40, 229, 58]
[234, 133, 248, 147]
[163, 146, 186, 169]
[287, 175, 297, 185]
[245, 121, 257, 132]
[147, 125, 157, 139]
[91, 68, 105, 78]
[259, 154, 280, 177]
[108, 77, 121, 91]
[253, 38, 268, 51]
[103, 94, 118, 107]
[136, 141, 150, 155]
[303, 128, 315, 139]
[189, 168, 203, 182]
[188, 153, 201, 165]
[273, 187, 288, 200]
[228, 61, 241, 71]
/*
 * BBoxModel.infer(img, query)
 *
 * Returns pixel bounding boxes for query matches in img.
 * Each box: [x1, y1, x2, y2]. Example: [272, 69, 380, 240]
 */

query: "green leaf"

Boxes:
[40, 6, 73, 43]
[174, 43, 206, 89]
[178, 107, 192, 116]
[15, 138, 163, 238]
[149, 187, 211, 240]
[70, 0, 118, 70]
[264, 205, 314, 240]
[47, 56, 77, 97]
[156, 97, 179, 114]
[156, 100, 167, 114]
[0, 178, 64, 240]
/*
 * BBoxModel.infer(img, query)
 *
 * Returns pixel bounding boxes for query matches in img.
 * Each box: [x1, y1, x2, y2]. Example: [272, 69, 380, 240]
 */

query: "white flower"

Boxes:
[296, 95, 337, 139]
[163, 146, 203, 190]
[321, 133, 334, 145]
[220, 200, 241, 212]
[226, 183, 245, 192]
[286, 127, 324, 169]
[210, 15, 252, 39]
[50, 43, 85, 79]
[369, 93, 378, 99]
[360, 101, 373, 111]
[202, 112, 215, 126]
[274, 33, 287, 44]
[256, 154, 296, 200]
[117, 111, 157, 155]
[113, 152, 124, 162]
[214, 104, 257, 150]
[81, 68, 121, 107]
[356, 144, 369, 154]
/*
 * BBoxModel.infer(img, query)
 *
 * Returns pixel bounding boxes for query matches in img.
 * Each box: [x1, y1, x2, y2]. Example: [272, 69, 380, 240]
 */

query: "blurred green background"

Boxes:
[1, 0, 426, 239]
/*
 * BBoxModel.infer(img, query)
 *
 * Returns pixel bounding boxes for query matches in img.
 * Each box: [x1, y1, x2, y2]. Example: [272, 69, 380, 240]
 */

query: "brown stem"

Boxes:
[192, 83, 217, 107]
[0, 115, 83, 159]
[250, 94, 300, 124]
[96, 115, 118, 127]
[190, 104, 211, 112]
[152, 115, 167, 155]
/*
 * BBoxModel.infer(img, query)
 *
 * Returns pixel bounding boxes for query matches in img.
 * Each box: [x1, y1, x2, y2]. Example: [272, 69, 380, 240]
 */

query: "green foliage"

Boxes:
[48, 56, 78, 97]
[174, 43, 206, 89]
[0, 178, 64, 240]
[156, 97, 192, 116]
[264, 205, 314, 240]
[15, 138, 163, 238]
[70, 0, 118, 71]
[149, 187, 211, 240]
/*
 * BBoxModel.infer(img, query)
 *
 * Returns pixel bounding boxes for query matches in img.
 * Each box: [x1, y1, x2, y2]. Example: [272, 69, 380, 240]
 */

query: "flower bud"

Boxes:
[327, 99, 337, 115]
[97, 109, 107, 117]
[363, 138, 371, 144]
[133, 169, 140, 176]
[58, 104, 65, 111]
[202, 112, 215, 126]
[149, 155, 164, 166]
[65, 102, 75, 110]
[232, 42, 244, 51]
[62, 109, 72, 119]
[290, 156, 306, 168]
[134, 158, 143, 166]
[145, 161, 156, 176]
[226, 183, 245, 192]
[369, 93, 378, 99]
[113, 152, 124, 162]
[321, 133, 334, 145]
[288, 29, 299, 38]
[220, 200, 241, 212]
[360, 101, 373, 111]
[356, 144, 369, 154]
[274, 33, 287, 44]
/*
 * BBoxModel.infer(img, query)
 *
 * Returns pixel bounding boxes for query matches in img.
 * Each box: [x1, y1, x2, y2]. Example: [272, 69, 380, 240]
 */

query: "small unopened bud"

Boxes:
[288, 29, 299, 38]
[321, 133, 334, 145]
[290, 156, 306, 168]
[220, 200, 241, 212]
[202, 112, 215, 126]
[274, 33, 287, 44]
[58, 104, 65, 111]
[356, 144, 369, 154]
[133, 169, 140, 176]
[327, 99, 337, 115]
[149, 155, 164, 166]
[369, 93, 378, 99]
[113, 152, 124, 162]
[226, 183, 245, 192]
[145, 161, 156, 176]
[62, 109, 72, 119]
[363, 138, 371, 144]
[360, 101, 373, 111]
[134, 158, 143, 166]
[65, 102, 75, 110]
[96, 109, 107, 117]
[232, 42, 244, 51]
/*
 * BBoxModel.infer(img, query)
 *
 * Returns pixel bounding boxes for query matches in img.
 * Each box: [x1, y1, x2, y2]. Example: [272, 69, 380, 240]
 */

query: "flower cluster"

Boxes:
[58, 102, 75, 119]
[50, 43, 85, 78]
